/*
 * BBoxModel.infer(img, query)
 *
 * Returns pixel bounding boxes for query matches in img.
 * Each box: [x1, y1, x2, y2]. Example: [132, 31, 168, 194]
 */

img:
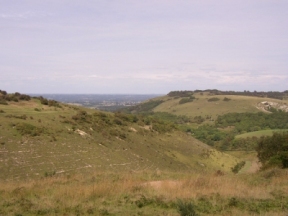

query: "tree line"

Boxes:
[168, 89, 288, 100]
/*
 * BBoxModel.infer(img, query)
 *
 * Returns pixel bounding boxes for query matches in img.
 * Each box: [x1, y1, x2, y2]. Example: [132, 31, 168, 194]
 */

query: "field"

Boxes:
[235, 129, 288, 139]
[1, 93, 288, 215]
[1, 169, 288, 215]
[152, 92, 285, 121]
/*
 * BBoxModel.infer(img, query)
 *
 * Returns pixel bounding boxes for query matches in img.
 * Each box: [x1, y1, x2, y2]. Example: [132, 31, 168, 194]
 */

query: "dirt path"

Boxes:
[143, 180, 181, 189]
[241, 159, 261, 173]
[247, 160, 261, 173]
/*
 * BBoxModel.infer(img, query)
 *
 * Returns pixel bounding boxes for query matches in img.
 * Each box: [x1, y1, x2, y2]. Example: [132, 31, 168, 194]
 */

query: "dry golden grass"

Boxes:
[1, 169, 288, 215]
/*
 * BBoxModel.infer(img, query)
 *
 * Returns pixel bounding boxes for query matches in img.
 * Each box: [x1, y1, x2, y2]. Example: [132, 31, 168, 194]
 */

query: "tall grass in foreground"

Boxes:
[0, 169, 288, 215]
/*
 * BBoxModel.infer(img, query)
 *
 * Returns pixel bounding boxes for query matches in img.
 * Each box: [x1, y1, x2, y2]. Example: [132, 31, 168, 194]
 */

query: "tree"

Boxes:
[256, 132, 288, 168]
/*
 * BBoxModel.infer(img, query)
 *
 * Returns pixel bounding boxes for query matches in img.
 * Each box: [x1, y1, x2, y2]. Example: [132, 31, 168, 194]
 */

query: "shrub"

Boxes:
[231, 161, 246, 173]
[256, 132, 288, 169]
[208, 97, 220, 102]
[114, 118, 123, 125]
[48, 100, 61, 107]
[5, 114, 27, 120]
[0, 90, 7, 95]
[44, 170, 56, 177]
[177, 199, 198, 216]
[0, 100, 8, 105]
[72, 110, 90, 122]
[39, 97, 48, 105]
[179, 97, 195, 104]
[15, 123, 44, 136]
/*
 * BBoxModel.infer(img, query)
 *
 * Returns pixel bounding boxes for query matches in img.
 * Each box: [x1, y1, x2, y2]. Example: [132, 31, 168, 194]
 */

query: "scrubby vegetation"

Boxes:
[1, 89, 288, 215]
[215, 112, 288, 132]
[123, 99, 164, 113]
[168, 90, 194, 97]
[15, 122, 45, 136]
[256, 132, 288, 169]
[37, 96, 61, 107]
[207, 97, 220, 102]
[189, 111, 288, 151]
[0, 90, 31, 103]
[179, 96, 196, 104]
[168, 89, 288, 100]
[231, 161, 246, 173]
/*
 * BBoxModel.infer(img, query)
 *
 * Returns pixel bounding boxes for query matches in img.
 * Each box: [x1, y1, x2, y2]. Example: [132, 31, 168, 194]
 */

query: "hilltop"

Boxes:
[122, 89, 288, 152]
[125, 90, 288, 122]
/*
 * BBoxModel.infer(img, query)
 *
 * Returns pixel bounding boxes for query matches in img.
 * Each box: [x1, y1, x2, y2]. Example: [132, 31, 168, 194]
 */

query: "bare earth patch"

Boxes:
[143, 180, 181, 189]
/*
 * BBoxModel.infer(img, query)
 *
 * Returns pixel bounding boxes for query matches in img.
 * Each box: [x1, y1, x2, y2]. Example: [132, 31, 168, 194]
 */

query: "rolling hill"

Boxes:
[127, 90, 288, 123]
[2, 91, 288, 216]
[0, 95, 239, 180]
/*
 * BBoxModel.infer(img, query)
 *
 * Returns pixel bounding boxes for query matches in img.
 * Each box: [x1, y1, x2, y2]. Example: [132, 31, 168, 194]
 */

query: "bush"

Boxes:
[207, 97, 220, 102]
[0, 90, 7, 95]
[5, 114, 27, 120]
[72, 110, 90, 122]
[177, 199, 198, 216]
[179, 96, 195, 104]
[0, 100, 8, 105]
[16, 123, 44, 136]
[231, 161, 246, 173]
[44, 170, 56, 177]
[114, 118, 123, 125]
[256, 132, 288, 169]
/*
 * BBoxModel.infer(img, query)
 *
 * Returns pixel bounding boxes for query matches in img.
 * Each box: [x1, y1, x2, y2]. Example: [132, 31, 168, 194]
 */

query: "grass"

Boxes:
[0, 99, 240, 180]
[152, 92, 285, 123]
[0, 169, 288, 215]
[1, 95, 288, 215]
[235, 129, 288, 139]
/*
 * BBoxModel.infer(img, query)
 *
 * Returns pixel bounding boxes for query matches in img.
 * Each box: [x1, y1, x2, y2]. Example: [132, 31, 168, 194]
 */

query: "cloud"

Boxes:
[0, 11, 52, 19]
[1, 1, 288, 93]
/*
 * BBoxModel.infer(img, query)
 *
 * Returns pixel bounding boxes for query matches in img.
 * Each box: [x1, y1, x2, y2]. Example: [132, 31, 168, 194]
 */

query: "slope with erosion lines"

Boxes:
[0, 99, 239, 180]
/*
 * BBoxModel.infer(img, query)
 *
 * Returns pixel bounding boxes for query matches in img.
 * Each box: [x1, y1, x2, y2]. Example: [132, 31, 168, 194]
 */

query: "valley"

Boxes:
[1, 89, 288, 215]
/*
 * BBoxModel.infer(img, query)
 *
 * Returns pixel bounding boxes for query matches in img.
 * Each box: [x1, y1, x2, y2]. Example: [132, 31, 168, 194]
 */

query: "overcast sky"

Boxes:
[1, 1, 288, 94]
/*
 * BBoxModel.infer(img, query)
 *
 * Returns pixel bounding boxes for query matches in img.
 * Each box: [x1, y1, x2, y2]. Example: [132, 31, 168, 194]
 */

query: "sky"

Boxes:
[1, 0, 288, 94]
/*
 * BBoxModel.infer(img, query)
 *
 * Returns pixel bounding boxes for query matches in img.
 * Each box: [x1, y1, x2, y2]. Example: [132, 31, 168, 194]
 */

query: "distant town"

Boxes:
[29, 94, 162, 111]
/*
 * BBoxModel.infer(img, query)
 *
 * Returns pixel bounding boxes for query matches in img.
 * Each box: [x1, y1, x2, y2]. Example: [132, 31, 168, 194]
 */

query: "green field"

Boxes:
[152, 92, 285, 121]
[235, 129, 288, 139]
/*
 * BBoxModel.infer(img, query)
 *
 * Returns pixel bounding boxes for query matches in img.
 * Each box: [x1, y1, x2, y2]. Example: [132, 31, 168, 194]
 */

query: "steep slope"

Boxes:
[0, 98, 239, 180]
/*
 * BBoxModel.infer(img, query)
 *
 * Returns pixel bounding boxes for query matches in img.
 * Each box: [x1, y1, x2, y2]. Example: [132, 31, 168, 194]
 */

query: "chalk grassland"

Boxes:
[0, 169, 288, 215]
[152, 92, 285, 120]
[1, 97, 288, 215]
[0, 99, 239, 180]
[235, 129, 288, 139]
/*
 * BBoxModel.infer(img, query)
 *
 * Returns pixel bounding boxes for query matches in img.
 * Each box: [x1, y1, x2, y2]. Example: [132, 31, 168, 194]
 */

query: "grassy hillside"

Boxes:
[152, 92, 286, 121]
[1, 169, 288, 215]
[1, 92, 288, 215]
[235, 129, 288, 139]
[123, 90, 288, 153]
[0, 97, 239, 180]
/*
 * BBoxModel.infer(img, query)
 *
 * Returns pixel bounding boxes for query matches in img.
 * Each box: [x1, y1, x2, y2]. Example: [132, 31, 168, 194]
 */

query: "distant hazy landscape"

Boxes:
[29, 94, 162, 111]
